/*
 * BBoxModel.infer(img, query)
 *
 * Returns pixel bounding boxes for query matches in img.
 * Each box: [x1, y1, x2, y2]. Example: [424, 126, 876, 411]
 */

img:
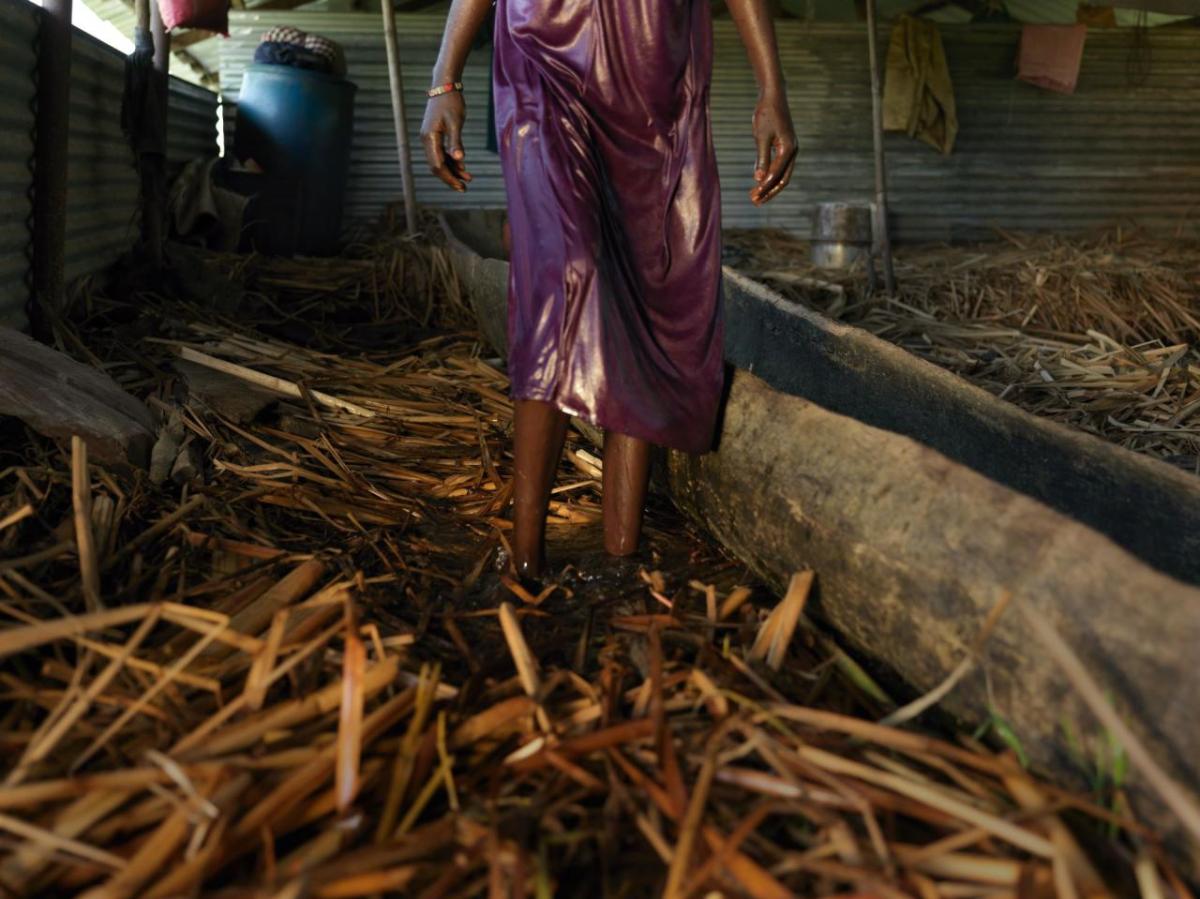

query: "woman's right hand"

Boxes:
[749, 91, 796, 207]
[420, 91, 471, 192]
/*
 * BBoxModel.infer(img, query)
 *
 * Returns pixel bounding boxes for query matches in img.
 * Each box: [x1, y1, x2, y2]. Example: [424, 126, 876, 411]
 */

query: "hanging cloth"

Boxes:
[1017, 25, 1087, 95]
[882, 16, 958, 156]
[122, 26, 166, 156]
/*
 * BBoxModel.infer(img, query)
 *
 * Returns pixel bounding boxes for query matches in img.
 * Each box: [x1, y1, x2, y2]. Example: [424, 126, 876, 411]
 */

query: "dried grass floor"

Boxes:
[725, 229, 1200, 474]
[0, 225, 1190, 897]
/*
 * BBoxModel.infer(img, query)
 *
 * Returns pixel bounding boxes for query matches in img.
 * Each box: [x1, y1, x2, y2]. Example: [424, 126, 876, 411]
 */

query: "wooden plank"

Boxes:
[0, 328, 155, 466]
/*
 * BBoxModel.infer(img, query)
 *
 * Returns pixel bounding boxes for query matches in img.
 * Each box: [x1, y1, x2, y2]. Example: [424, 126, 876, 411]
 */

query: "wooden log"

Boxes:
[666, 371, 1200, 875]
[719, 268, 1200, 587]
[437, 210, 509, 357]
[0, 327, 155, 467]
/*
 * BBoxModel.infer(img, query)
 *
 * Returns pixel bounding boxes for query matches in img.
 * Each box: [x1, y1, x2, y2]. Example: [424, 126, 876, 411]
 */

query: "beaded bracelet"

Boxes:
[427, 81, 464, 98]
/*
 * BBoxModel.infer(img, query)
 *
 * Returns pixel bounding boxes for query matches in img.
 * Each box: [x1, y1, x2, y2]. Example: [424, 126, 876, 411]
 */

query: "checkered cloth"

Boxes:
[260, 25, 306, 46]
[303, 33, 346, 77]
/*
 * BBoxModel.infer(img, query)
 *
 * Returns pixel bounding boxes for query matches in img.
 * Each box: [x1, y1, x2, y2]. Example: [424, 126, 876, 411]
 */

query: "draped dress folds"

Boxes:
[492, 0, 724, 453]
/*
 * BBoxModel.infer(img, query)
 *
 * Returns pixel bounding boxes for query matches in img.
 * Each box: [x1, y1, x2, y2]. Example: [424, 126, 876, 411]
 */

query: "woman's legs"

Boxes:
[511, 398, 651, 575]
[602, 431, 651, 557]
[511, 398, 568, 578]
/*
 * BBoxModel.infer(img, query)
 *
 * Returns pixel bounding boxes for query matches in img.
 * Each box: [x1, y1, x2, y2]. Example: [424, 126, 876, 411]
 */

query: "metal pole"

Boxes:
[380, 0, 419, 235]
[865, 0, 896, 295]
[31, 0, 73, 335]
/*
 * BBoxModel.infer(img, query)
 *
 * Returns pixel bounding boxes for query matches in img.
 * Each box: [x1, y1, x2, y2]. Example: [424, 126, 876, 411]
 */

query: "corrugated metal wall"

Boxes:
[221, 12, 1200, 242]
[67, 34, 142, 284]
[67, 31, 220, 282]
[0, 0, 219, 329]
[755, 23, 1200, 240]
[0, 0, 38, 328]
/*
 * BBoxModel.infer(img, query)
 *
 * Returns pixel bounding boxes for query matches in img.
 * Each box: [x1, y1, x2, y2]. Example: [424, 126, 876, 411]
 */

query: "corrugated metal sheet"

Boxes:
[0, 0, 219, 330]
[718, 22, 1200, 240]
[66, 30, 220, 284]
[220, 13, 1200, 241]
[66, 33, 142, 284]
[167, 78, 220, 165]
[0, 0, 38, 328]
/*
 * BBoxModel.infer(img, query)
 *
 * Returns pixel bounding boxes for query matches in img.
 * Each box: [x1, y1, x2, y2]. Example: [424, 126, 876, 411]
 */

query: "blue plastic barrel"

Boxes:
[234, 64, 356, 256]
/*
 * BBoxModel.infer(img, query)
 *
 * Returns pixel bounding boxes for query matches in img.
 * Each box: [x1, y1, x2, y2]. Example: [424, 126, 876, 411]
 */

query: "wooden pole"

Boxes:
[864, 0, 896, 295]
[141, 0, 170, 267]
[150, 0, 168, 75]
[380, 0, 419, 235]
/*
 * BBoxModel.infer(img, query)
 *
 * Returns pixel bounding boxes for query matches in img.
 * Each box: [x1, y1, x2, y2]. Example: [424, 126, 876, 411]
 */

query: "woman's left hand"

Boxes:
[750, 92, 797, 206]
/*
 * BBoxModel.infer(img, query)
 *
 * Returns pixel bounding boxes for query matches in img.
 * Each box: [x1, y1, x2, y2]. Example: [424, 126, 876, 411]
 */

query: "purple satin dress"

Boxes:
[492, 0, 724, 454]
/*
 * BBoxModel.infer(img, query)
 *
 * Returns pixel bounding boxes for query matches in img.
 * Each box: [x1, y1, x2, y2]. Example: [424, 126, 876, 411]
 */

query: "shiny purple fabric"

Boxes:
[492, 0, 724, 454]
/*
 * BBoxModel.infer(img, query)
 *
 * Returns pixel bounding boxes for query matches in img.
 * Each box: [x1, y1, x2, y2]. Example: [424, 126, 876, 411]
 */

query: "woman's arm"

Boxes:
[420, 0, 493, 192]
[724, 0, 797, 205]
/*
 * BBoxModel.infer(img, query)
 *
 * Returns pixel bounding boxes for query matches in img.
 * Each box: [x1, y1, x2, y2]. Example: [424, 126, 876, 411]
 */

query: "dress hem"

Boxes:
[509, 386, 716, 456]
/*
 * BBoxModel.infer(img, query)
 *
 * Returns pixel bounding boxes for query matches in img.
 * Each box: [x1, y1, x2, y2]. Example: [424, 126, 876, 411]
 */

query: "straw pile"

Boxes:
[725, 228, 1200, 473]
[0, 221, 1191, 896]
